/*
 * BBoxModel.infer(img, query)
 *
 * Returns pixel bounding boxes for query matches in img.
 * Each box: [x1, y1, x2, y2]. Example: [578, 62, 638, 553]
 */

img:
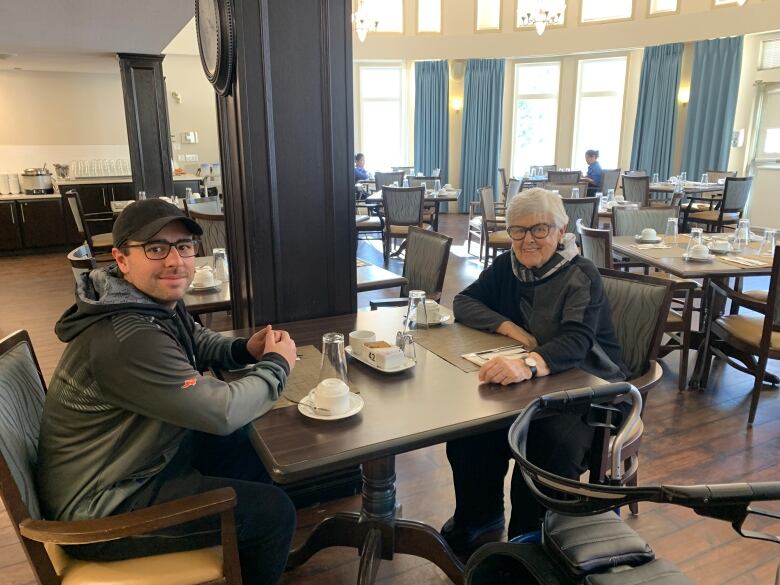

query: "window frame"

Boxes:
[416, 0, 442, 35]
[474, 0, 503, 33]
[514, 0, 567, 32]
[509, 60, 563, 179]
[570, 55, 629, 170]
[646, 0, 679, 17]
[579, 0, 634, 25]
[353, 61, 410, 172]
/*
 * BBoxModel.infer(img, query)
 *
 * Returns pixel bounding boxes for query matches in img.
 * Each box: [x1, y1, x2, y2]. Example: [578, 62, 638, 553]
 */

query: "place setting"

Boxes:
[187, 265, 222, 292]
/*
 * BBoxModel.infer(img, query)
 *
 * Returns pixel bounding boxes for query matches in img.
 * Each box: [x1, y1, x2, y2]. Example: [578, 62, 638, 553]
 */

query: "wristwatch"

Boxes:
[523, 356, 538, 378]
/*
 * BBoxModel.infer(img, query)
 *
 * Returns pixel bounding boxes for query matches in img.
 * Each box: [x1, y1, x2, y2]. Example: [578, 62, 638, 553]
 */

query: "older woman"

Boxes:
[441, 188, 628, 555]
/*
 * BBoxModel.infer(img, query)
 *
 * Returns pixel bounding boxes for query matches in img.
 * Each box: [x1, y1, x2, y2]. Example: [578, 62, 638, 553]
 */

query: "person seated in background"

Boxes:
[583, 149, 603, 195]
[37, 199, 298, 585]
[354, 152, 373, 181]
[441, 188, 629, 556]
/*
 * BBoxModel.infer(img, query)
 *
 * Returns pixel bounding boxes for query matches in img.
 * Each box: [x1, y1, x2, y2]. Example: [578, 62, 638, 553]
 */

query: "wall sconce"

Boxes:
[677, 87, 690, 105]
[171, 91, 182, 104]
[450, 97, 463, 112]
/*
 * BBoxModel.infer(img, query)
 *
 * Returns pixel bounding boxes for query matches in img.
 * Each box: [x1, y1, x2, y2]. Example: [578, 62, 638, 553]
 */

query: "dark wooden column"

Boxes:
[117, 53, 175, 198]
[217, 0, 356, 328]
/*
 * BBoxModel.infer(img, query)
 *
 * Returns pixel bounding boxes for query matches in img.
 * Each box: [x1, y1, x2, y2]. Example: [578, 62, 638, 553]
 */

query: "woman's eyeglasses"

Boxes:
[506, 223, 555, 241]
[125, 239, 201, 260]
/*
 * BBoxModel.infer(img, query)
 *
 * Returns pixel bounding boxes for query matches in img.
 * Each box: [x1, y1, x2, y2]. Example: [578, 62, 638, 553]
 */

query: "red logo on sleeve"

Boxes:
[181, 377, 197, 389]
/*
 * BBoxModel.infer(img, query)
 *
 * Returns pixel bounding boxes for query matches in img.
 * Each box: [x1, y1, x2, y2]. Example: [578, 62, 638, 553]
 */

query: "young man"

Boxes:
[37, 199, 297, 585]
[583, 149, 603, 195]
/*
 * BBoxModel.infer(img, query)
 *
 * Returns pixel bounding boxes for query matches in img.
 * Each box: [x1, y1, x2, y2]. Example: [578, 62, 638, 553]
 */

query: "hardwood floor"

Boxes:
[1, 214, 778, 584]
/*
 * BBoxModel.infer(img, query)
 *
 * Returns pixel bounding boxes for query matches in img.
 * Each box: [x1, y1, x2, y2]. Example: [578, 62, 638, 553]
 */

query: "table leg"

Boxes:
[286, 456, 465, 585]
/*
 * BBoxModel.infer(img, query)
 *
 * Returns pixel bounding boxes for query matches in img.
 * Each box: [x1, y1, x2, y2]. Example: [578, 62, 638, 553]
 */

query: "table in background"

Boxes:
[184, 256, 231, 316]
[225, 308, 605, 584]
[356, 259, 407, 292]
[649, 182, 725, 196]
[611, 235, 772, 388]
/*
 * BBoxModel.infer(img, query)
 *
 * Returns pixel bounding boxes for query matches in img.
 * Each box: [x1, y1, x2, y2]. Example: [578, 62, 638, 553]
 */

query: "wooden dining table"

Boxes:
[611, 234, 773, 389]
[223, 308, 606, 584]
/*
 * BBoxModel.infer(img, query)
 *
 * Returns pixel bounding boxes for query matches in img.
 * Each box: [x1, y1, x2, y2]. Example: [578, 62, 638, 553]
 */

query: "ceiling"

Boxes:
[0, 0, 194, 73]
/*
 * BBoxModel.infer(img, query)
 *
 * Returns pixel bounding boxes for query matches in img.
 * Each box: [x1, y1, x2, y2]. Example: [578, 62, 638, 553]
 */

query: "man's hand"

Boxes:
[496, 321, 538, 350]
[263, 327, 297, 371]
[478, 352, 549, 386]
[246, 325, 283, 359]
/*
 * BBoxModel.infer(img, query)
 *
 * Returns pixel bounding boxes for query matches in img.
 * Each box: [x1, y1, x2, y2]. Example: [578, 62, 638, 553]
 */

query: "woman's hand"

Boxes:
[497, 321, 538, 350]
[478, 352, 550, 386]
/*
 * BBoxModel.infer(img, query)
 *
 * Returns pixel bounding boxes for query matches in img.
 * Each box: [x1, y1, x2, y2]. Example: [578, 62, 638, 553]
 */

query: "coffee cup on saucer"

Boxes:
[349, 330, 376, 356]
[417, 300, 440, 324]
[311, 378, 350, 415]
[640, 228, 657, 241]
[192, 266, 217, 288]
[614, 195, 625, 203]
[690, 244, 710, 259]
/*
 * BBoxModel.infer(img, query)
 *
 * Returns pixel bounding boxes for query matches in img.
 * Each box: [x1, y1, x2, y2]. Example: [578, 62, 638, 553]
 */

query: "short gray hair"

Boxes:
[506, 188, 569, 228]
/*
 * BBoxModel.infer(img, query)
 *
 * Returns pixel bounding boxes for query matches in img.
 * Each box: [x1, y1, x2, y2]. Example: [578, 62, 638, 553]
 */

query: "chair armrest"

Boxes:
[710, 280, 768, 314]
[370, 298, 409, 310]
[628, 361, 663, 395]
[20, 487, 236, 545]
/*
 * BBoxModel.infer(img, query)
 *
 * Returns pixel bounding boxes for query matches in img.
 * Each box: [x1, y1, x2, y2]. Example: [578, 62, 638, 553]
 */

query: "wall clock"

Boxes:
[195, 0, 235, 96]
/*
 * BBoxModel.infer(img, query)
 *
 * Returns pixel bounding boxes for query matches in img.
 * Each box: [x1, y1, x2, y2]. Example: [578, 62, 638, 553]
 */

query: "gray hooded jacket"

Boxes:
[36, 265, 288, 522]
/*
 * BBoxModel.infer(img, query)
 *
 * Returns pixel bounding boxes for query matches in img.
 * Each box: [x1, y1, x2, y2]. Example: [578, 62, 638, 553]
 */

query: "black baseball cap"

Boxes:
[112, 199, 203, 248]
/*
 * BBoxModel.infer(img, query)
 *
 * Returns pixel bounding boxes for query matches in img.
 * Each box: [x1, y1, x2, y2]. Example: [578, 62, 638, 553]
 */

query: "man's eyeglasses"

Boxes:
[125, 239, 201, 260]
[506, 223, 556, 241]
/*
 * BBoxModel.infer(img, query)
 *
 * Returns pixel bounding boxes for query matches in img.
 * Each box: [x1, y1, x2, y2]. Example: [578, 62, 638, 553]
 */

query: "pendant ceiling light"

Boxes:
[352, 0, 379, 43]
[519, 0, 566, 36]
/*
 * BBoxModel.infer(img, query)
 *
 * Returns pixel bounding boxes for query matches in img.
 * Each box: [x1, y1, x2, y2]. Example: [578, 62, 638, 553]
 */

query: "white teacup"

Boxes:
[614, 195, 625, 203]
[349, 330, 376, 356]
[640, 228, 657, 241]
[311, 378, 350, 414]
[690, 244, 710, 259]
[417, 300, 440, 324]
[444, 183, 452, 189]
[709, 239, 730, 252]
[192, 266, 217, 287]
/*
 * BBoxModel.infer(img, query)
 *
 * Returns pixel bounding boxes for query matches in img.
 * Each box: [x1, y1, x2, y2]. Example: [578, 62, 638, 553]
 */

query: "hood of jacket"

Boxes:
[55, 265, 173, 343]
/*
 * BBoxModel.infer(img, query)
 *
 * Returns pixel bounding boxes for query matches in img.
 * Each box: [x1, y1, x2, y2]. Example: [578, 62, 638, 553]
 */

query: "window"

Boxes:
[760, 40, 780, 70]
[356, 63, 407, 171]
[581, 0, 632, 22]
[572, 57, 628, 170]
[364, 0, 403, 33]
[516, 0, 565, 29]
[476, 0, 501, 31]
[765, 129, 780, 154]
[510, 62, 561, 178]
[417, 0, 441, 32]
[649, 0, 677, 14]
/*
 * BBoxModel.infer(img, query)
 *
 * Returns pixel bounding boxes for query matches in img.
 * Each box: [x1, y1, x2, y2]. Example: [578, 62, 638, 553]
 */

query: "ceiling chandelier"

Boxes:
[519, 1, 566, 36]
[352, 0, 379, 43]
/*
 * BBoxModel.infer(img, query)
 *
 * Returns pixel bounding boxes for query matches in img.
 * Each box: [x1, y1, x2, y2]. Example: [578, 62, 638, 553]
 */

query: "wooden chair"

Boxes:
[704, 170, 737, 183]
[498, 167, 509, 201]
[63, 190, 114, 258]
[541, 164, 557, 174]
[188, 209, 227, 257]
[467, 196, 483, 258]
[67, 245, 97, 284]
[356, 200, 385, 250]
[0, 330, 243, 585]
[480, 186, 511, 268]
[596, 269, 673, 512]
[370, 227, 452, 310]
[381, 186, 429, 262]
[547, 170, 581, 184]
[700, 244, 780, 425]
[496, 178, 522, 215]
[561, 196, 599, 245]
[621, 175, 652, 207]
[611, 205, 678, 238]
[580, 221, 697, 391]
[544, 181, 590, 198]
[374, 171, 405, 192]
[601, 168, 621, 194]
[683, 176, 753, 233]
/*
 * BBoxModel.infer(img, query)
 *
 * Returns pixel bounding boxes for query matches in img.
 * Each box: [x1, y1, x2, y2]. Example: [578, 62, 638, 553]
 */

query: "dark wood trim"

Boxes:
[117, 53, 175, 198]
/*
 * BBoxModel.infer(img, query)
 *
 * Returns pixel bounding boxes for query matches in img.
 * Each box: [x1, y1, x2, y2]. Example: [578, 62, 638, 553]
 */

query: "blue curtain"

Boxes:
[681, 36, 743, 179]
[630, 43, 683, 180]
[414, 60, 449, 182]
[458, 59, 505, 213]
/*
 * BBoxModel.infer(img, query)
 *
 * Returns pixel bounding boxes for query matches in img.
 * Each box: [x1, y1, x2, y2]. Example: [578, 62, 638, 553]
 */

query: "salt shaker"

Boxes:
[213, 248, 229, 282]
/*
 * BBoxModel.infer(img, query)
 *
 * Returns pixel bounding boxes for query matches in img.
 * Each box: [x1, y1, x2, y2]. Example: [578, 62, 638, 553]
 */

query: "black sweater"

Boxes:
[453, 252, 628, 381]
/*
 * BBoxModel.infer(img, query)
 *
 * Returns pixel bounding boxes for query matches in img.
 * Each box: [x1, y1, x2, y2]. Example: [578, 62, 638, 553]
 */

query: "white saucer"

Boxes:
[635, 235, 663, 244]
[298, 392, 364, 420]
[402, 313, 452, 327]
[188, 283, 221, 292]
[683, 254, 714, 262]
[708, 247, 731, 255]
[345, 345, 416, 373]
